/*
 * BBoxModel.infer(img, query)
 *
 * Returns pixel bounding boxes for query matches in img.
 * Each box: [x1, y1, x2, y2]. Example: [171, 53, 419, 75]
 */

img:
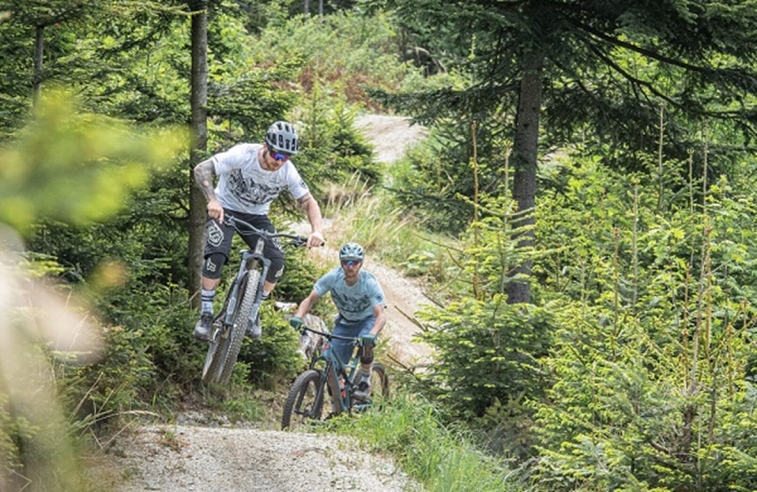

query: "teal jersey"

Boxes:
[314, 267, 386, 321]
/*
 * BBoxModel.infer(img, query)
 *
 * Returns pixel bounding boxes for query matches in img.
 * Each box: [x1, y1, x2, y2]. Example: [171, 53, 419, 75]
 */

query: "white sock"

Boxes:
[201, 289, 215, 314]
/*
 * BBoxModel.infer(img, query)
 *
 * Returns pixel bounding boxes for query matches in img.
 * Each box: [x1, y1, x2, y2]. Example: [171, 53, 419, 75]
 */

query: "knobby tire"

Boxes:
[201, 275, 239, 385]
[216, 268, 260, 384]
[201, 313, 225, 385]
[281, 369, 325, 430]
[369, 362, 389, 400]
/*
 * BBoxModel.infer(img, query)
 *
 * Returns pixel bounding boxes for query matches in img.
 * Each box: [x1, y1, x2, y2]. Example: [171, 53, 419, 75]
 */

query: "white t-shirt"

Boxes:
[314, 267, 386, 321]
[211, 143, 310, 215]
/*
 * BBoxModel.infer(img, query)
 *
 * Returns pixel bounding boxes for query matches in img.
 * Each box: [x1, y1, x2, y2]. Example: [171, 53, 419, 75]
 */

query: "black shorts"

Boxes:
[203, 210, 285, 283]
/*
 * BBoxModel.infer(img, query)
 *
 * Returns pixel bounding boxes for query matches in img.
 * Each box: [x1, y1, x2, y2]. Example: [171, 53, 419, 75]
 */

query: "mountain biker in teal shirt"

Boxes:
[289, 243, 387, 400]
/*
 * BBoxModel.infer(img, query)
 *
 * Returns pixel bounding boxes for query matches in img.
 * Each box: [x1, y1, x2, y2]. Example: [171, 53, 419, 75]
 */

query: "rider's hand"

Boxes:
[207, 198, 224, 224]
[307, 231, 324, 248]
[359, 333, 377, 347]
[289, 316, 303, 330]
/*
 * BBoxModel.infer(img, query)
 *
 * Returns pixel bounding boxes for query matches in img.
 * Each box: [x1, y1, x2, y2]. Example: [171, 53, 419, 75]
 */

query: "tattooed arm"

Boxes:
[193, 159, 224, 223]
[297, 192, 324, 248]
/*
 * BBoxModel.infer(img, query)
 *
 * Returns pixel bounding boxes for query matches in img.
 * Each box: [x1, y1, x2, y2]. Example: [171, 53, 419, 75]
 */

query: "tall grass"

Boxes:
[323, 175, 453, 284]
[333, 392, 528, 492]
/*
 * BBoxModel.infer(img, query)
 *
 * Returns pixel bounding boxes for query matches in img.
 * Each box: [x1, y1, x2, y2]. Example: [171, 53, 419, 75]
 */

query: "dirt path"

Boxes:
[302, 114, 434, 370]
[356, 115, 433, 368]
[280, 113, 434, 368]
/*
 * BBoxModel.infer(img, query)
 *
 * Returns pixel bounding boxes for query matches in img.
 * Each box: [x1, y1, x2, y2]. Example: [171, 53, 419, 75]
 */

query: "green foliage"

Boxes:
[0, 79, 188, 489]
[52, 281, 207, 425]
[203, 389, 268, 423]
[417, 297, 552, 420]
[526, 149, 757, 489]
[386, 120, 511, 234]
[0, 391, 23, 484]
[58, 325, 156, 423]
[0, 90, 187, 236]
[253, 11, 422, 107]
[271, 243, 329, 302]
[294, 93, 382, 196]
[531, 300, 757, 491]
[237, 304, 303, 389]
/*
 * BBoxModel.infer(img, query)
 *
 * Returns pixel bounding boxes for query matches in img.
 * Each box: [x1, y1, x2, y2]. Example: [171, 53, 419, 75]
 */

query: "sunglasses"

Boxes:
[271, 151, 289, 162]
[341, 260, 361, 267]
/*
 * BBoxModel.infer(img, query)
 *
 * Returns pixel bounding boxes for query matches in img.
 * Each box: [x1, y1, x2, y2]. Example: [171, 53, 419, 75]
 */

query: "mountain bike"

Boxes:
[202, 216, 308, 385]
[281, 324, 390, 430]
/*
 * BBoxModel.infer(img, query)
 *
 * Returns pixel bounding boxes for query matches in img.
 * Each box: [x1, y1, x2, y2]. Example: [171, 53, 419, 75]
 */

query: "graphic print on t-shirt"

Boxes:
[331, 291, 372, 320]
[227, 169, 287, 207]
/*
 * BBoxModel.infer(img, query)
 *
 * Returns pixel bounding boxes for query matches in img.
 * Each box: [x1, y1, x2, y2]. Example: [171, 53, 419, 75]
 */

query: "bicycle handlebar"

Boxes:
[224, 216, 311, 247]
[299, 325, 365, 344]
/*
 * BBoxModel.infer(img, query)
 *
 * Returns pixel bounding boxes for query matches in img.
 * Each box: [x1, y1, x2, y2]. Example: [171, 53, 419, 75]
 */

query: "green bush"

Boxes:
[417, 297, 553, 420]
[335, 393, 528, 492]
[237, 304, 303, 389]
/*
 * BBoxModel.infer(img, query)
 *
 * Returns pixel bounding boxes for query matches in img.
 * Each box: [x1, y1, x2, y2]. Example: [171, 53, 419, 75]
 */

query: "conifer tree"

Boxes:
[370, 0, 757, 303]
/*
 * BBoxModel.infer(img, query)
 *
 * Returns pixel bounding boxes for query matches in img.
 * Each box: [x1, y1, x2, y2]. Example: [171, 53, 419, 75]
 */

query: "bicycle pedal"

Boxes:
[246, 319, 262, 339]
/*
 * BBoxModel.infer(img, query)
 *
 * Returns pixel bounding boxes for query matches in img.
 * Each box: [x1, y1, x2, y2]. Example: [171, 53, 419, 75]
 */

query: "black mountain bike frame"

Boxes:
[202, 216, 307, 385]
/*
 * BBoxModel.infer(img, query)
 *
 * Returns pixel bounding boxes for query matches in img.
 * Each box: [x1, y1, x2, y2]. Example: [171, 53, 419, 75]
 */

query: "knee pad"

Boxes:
[266, 256, 285, 284]
[360, 350, 373, 366]
[202, 252, 227, 279]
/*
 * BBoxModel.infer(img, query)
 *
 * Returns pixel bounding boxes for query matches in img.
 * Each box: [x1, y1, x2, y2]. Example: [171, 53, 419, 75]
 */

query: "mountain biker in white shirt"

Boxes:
[289, 243, 387, 401]
[193, 121, 324, 341]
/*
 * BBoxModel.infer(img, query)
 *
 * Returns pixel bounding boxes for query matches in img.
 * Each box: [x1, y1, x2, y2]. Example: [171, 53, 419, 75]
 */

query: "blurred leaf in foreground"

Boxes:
[0, 88, 188, 235]
[0, 88, 188, 489]
[0, 227, 104, 491]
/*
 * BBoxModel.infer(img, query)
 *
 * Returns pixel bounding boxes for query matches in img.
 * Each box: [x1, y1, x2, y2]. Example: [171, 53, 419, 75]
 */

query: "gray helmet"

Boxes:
[265, 121, 298, 155]
[339, 242, 365, 262]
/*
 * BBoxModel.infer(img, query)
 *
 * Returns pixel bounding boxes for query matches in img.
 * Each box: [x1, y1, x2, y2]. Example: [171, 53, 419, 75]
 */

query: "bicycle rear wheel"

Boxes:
[352, 362, 390, 413]
[216, 268, 260, 384]
[281, 369, 326, 430]
[370, 362, 389, 400]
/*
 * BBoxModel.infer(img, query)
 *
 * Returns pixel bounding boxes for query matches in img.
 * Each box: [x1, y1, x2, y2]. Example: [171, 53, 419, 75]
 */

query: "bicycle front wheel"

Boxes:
[281, 369, 326, 430]
[202, 315, 225, 385]
[217, 268, 261, 384]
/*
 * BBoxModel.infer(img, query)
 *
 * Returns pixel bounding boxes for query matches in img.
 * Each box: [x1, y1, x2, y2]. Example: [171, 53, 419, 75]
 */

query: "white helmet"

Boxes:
[339, 242, 365, 262]
[265, 121, 298, 155]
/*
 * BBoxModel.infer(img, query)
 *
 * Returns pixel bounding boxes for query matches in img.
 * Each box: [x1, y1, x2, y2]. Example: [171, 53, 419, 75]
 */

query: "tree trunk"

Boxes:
[304, 0, 310, 14]
[33, 25, 44, 108]
[507, 48, 544, 305]
[318, 0, 324, 15]
[188, 0, 208, 309]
